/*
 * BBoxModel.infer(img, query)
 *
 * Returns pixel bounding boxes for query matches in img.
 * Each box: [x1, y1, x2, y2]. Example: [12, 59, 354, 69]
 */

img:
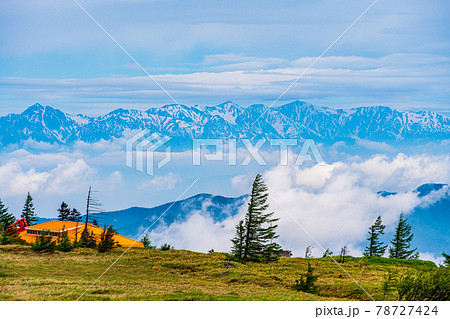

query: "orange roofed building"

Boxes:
[19, 220, 144, 248]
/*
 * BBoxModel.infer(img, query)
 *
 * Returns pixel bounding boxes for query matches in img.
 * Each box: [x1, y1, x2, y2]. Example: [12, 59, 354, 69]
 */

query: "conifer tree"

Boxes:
[364, 216, 387, 257]
[231, 174, 282, 262]
[68, 208, 82, 222]
[230, 220, 245, 259]
[57, 202, 71, 221]
[97, 225, 116, 252]
[56, 227, 73, 252]
[140, 234, 155, 249]
[0, 198, 15, 232]
[389, 213, 417, 259]
[442, 252, 450, 266]
[20, 192, 38, 225]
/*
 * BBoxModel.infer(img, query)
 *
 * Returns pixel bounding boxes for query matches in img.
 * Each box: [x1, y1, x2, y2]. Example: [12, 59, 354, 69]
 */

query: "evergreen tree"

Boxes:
[80, 228, 97, 248]
[231, 174, 282, 262]
[322, 248, 333, 258]
[56, 227, 73, 252]
[230, 220, 245, 259]
[57, 202, 71, 221]
[30, 230, 55, 252]
[160, 243, 173, 251]
[442, 252, 450, 266]
[293, 262, 319, 293]
[20, 192, 38, 225]
[68, 208, 81, 222]
[140, 234, 155, 249]
[0, 198, 15, 232]
[364, 216, 387, 257]
[97, 225, 116, 252]
[389, 213, 417, 259]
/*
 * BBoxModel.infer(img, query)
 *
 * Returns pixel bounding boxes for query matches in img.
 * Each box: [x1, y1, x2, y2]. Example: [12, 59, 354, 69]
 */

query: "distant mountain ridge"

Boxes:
[38, 193, 247, 239]
[1, 101, 449, 146]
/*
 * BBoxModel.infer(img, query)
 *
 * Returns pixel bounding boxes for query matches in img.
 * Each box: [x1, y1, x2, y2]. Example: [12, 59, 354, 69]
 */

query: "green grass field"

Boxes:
[0, 245, 436, 301]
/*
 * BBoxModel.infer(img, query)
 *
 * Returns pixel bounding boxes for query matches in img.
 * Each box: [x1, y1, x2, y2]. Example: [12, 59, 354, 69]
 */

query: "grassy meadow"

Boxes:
[0, 245, 436, 301]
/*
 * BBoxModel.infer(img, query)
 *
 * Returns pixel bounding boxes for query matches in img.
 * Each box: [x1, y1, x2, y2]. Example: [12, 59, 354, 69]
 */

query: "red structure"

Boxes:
[7, 218, 28, 236]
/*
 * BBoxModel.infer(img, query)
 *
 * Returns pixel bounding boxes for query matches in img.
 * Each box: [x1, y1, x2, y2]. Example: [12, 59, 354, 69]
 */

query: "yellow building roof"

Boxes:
[20, 220, 144, 248]
[26, 220, 81, 231]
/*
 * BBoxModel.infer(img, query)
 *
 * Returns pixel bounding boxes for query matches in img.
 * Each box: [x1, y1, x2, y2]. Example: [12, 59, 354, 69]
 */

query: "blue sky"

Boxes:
[0, 0, 449, 115]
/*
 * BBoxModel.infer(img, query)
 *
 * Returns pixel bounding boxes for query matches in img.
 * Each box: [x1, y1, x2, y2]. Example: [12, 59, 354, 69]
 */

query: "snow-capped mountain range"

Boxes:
[1, 101, 449, 146]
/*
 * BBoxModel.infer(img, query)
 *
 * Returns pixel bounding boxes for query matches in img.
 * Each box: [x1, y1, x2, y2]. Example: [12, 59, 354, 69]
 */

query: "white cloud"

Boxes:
[141, 172, 180, 190]
[419, 252, 444, 266]
[1, 52, 449, 113]
[0, 159, 95, 197]
[231, 174, 253, 193]
[144, 153, 449, 256]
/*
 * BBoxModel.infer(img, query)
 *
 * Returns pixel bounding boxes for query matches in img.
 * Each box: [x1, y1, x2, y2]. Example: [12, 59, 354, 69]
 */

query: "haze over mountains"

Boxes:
[1, 101, 449, 147]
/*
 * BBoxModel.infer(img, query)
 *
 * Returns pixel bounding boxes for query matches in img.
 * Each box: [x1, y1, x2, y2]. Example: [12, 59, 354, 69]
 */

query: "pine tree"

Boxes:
[57, 202, 71, 221]
[56, 227, 73, 252]
[30, 230, 55, 252]
[0, 198, 15, 232]
[442, 252, 450, 266]
[322, 248, 333, 258]
[389, 213, 417, 259]
[97, 225, 116, 252]
[364, 216, 387, 257]
[68, 208, 81, 222]
[231, 174, 282, 262]
[21, 192, 38, 226]
[230, 220, 245, 259]
[140, 234, 155, 249]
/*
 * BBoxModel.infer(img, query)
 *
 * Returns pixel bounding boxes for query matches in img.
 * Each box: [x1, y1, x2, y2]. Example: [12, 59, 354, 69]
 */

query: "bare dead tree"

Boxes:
[339, 245, 349, 263]
[81, 186, 103, 246]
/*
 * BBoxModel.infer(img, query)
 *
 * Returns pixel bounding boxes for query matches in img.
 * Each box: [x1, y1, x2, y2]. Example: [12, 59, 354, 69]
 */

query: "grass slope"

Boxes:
[0, 245, 436, 301]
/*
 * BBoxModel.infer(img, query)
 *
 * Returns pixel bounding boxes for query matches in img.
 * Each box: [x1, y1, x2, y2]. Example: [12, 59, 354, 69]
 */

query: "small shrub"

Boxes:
[397, 266, 450, 301]
[293, 262, 319, 293]
[1, 230, 26, 246]
[0, 231, 11, 245]
[160, 243, 173, 251]
[322, 248, 333, 258]
[31, 230, 55, 252]
[97, 225, 116, 253]
[56, 228, 73, 252]
[80, 229, 97, 248]
[381, 269, 394, 300]
[141, 234, 156, 249]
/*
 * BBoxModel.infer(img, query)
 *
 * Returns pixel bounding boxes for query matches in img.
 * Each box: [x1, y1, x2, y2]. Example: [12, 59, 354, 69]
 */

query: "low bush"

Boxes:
[97, 225, 116, 253]
[160, 243, 173, 251]
[56, 229, 73, 252]
[397, 266, 450, 301]
[31, 230, 55, 252]
[141, 234, 156, 249]
[293, 262, 319, 293]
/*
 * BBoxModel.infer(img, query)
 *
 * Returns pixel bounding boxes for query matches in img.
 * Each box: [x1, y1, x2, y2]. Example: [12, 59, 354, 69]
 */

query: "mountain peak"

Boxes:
[1, 101, 448, 146]
[22, 103, 45, 115]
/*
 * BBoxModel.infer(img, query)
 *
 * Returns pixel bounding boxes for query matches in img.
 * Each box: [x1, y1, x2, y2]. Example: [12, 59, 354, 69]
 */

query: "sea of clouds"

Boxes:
[0, 141, 448, 264]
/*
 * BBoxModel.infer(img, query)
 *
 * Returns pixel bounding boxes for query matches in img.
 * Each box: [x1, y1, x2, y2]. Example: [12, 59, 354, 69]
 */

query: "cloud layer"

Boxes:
[148, 154, 449, 263]
[2, 53, 449, 116]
